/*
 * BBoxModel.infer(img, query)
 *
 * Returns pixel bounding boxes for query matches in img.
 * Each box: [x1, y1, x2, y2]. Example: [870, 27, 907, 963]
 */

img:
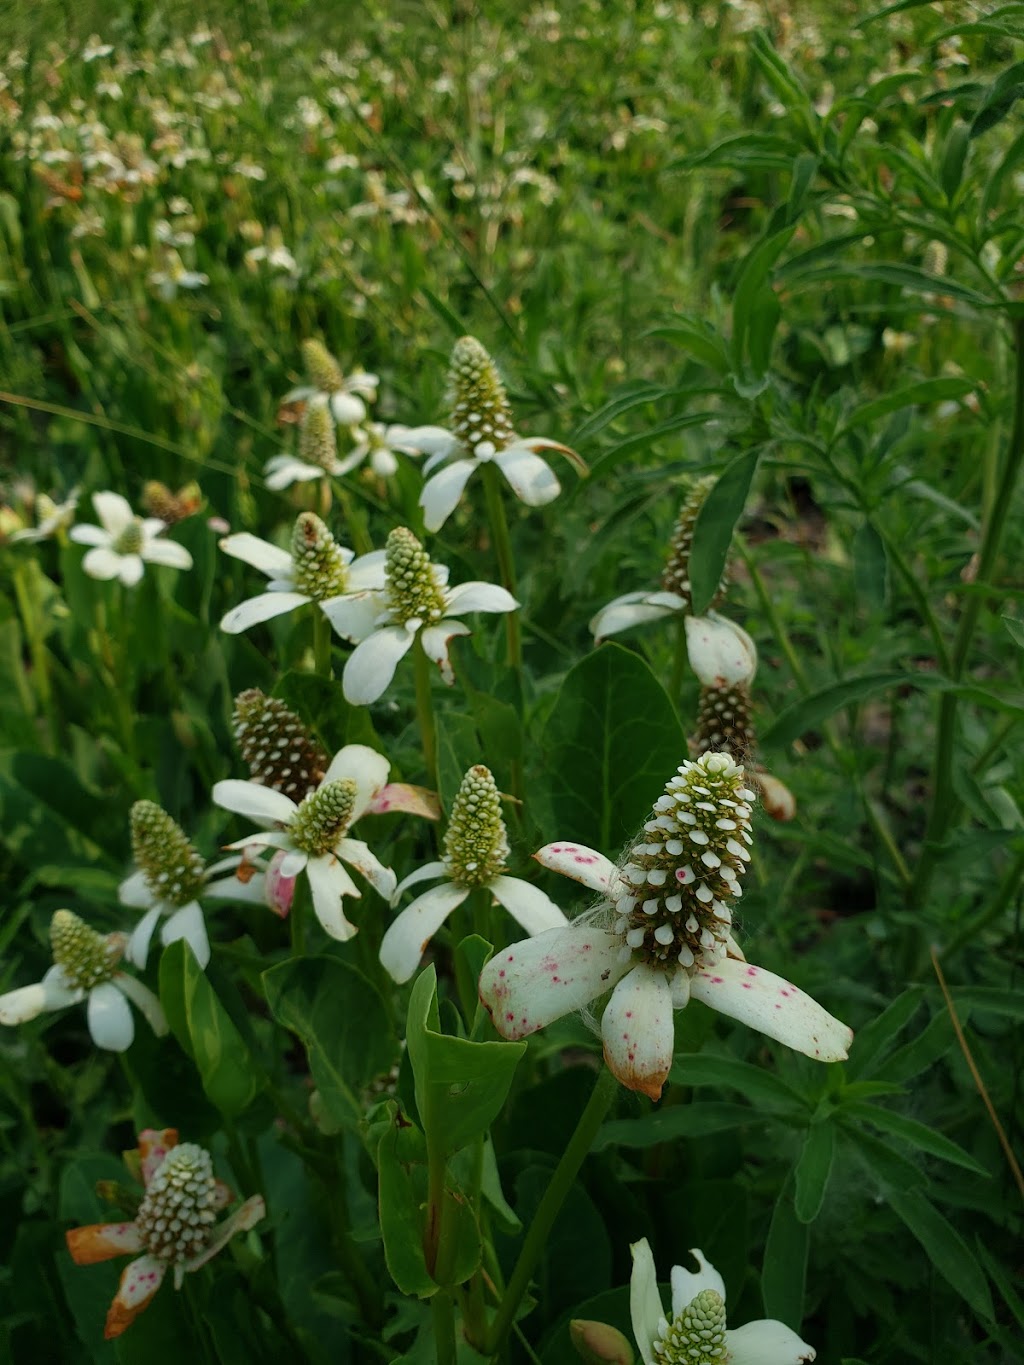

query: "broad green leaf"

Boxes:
[793, 1122, 835, 1223]
[845, 987, 923, 1079]
[263, 955, 398, 1128]
[976, 1239, 1024, 1330]
[0, 750, 121, 869]
[689, 453, 759, 615]
[842, 1102, 989, 1176]
[762, 1177, 808, 1329]
[668, 1053, 807, 1114]
[540, 645, 687, 854]
[592, 408, 723, 474]
[593, 1101, 757, 1151]
[406, 966, 524, 1157]
[837, 377, 975, 435]
[885, 1189, 994, 1322]
[570, 382, 665, 444]
[169, 941, 260, 1117]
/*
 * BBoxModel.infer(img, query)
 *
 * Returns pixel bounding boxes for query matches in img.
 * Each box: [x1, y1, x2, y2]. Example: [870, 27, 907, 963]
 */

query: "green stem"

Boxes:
[432, 1289, 458, 1365]
[486, 1066, 617, 1357]
[910, 318, 1024, 909]
[413, 638, 438, 786]
[481, 462, 522, 673]
[313, 608, 333, 677]
[426, 1135, 459, 1363]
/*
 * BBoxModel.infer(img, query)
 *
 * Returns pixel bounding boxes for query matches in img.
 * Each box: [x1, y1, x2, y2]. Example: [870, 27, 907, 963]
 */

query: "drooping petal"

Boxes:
[141, 538, 193, 571]
[685, 613, 757, 688]
[219, 532, 293, 578]
[494, 445, 560, 506]
[104, 1255, 167, 1339]
[184, 1194, 266, 1272]
[305, 854, 361, 940]
[66, 1221, 145, 1265]
[112, 975, 168, 1038]
[161, 902, 210, 969]
[725, 1320, 817, 1365]
[379, 882, 469, 983]
[670, 1249, 727, 1317]
[211, 779, 297, 826]
[488, 875, 568, 934]
[117, 555, 146, 587]
[420, 620, 471, 685]
[689, 958, 853, 1062]
[220, 590, 311, 634]
[508, 435, 588, 476]
[601, 963, 674, 1100]
[68, 523, 109, 547]
[118, 870, 155, 909]
[479, 925, 628, 1040]
[278, 849, 309, 878]
[329, 391, 366, 425]
[391, 860, 447, 903]
[0, 982, 51, 1025]
[420, 459, 477, 532]
[139, 1127, 179, 1184]
[87, 982, 135, 1052]
[589, 591, 684, 642]
[82, 546, 127, 580]
[342, 627, 415, 705]
[443, 581, 519, 617]
[321, 589, 387, 643]
[367, 783, 441, 821]
[323, 743, 391, 820]
[629, 1238, 666, 1365]
[337, 836, 397, 900]
[92, 491, 135, 536]
[41, 964, 85, 1008]
[533, 842, 621, 898]
[345, 549, 388, 591]
[126, 904, 163, 970]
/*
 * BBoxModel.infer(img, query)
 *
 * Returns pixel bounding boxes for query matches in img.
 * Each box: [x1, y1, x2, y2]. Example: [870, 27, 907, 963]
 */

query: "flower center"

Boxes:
[233, 688, 328, 801]
[301, 337, 345, 394]
[131, 800, 207, 908]
[290, 512, 348, 599]
[443, 765, 509, 888]
[654, 1289, 728, 1364]
[289, 778, 357, 855]
[660, 477, 726, 612]
[447, 336, 515, 459]
[112, 518, 144, 556]
[384, 527, 447, 627]
[49, 910, 124, 990]
[135, 1144, 217, 1263]
[614, 753, 753, 971]
[299, 401, 338, 472]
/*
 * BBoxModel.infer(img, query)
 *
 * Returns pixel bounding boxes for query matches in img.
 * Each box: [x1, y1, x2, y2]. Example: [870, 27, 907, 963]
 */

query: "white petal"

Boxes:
[689, 958, 853, 1062]
[494, 445, 560, 506]
[82, 546, 127, 580]
[330, 391, 366, 425]
[126, 904, 163, 970]
[118, 870, 155, 909]
[488, 875, 568, 934]
[140, 518, 166, 539]
[444, 581, 519, 616]
[420, 620, 471, 685]
[670, 1250, 727, 1317]
[87, 982, 135, 1051]
[279, 849, 309, 878]
[220, 590, 310, 634]
[264, 456, 324, 490]
[222, 830, 295, 852]
[589, 591, 682, 642]
[161, 902, 210, 969]
[212, 779, 297, 825]
[420, 459, 477, 532]
[112, 974, 168, 1037]
[399, 425, 456, 456]
[105, 1254, 167, 1337]
[219, 532, 293, 578]
[337, 836, 396, 899]
[345, 550, 388, 591]
[42, 964, 85, 1008]
[629, 1238, 665, 1365]
[392, 860, 447, 904]
[68, 523, 109, 547]
[479, 925, 628, 1040]
[601, 964, 674, 1100]
[323, 744, 391, 819]
[92, 491, 134, 535]
[725, 1321, 817, 1365]
[306, 855, 360, 940]
[203, 872, 269, 905]
[421, 433, 462, 474]
[185, 1194, 266, 1271]
[117, 555, 146, 587]
[685, 614, 757, 688]
[370, 447, 399, 478]
[379, 882, 469, 983]
[0, 982, 51, 1025]
[342, 627, 415, 705]
[321, 590, 387, 642]
[141, 538, 193, 571]
[533, 842, 620, 897]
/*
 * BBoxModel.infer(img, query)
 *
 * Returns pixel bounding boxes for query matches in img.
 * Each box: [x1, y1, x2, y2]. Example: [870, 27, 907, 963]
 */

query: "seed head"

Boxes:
[232, 689, 328, 800]
[384, 528, 447, 626]
[302, 338, 344, 394]
[130, 801, 206, 908]
[693, 684, 756, 762]
[49, 910, 124, 990]
[289, 512, 348, 600]
[289, 779, 357, 856]
[654, 1289, 728, 1364]
[443, 766, 509, 888]
[447, 336, 515, 458]
[135, 1143, 218, 1263]
[142, 481, 201, 524]
[660, 478, 727, 612]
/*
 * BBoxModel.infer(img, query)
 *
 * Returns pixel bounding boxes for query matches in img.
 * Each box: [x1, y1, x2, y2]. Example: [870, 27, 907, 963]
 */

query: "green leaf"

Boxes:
[852, 521, 888, 612]
[668, 1053, 808, 1114]
[779, 261, 994, 310]
[761, 1177, 808, 1329]
[885, 1189, 994, 1322]
[971, 61, 1024, 138]
[948, 986, 1024, 1020]
[1003, 616, 1024, 650]
[761, 671, 909, 748]
[689, 453, 759, 616]
[730, 229, 795, 377]
[874, 1011, 954, 1085]
[940, 122, 971, 198]
[274, 670, 379, 751]
[842, 1102, 989, 1176]
[837, 377, 975, 435]
[540, 645, 687, 854]
[435, 708, 485, 816]
[406, 966, 524, 1157]
[263, 955, 398, 1128]
[843, 1126, 926, 1191]
[593, 1101, 757, 1152]
[643, 321, 730, 374]
[793, 1122, 835, 1223]
[845, 987, 923, 1079]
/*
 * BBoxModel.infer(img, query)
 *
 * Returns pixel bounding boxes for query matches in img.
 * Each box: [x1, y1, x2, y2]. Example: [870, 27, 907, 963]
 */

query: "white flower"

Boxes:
[324, 527, 518, 706]
[418, 336, 583, 533]
[212, 744, 397, 942]
[381, 766, 565, 983]
[69, 491, 193, 586]
[590, 587, 690, 643]
[284, 338, 377, 425]
[336, 422, 454, 481]
[148, 252, 209, 300]
[479, 753, 852, 1099]
[219, 511, 385, 635]
[0, 911, 167, 1053]
[630, 1239, 816, 1365]
[9, 487, 79, 542]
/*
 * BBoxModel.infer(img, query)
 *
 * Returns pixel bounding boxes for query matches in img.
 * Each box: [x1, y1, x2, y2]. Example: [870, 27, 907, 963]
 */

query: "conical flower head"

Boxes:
[302, 338, 345, 394]
[655, 1289, 728, 1365]
[130, 801, 206, 908]
[693, 683, 755, 760]
[298, 401, 337, 472]
[233, 689, 328, 800]
[112, 518, 144, 556]
[443, 765, 510, 888]
[660, 477, 727, 611]
[290, 512, 348, 599]
[50, 910, 124, 989]
[289, 778, 357, 855]
[615, 753, 754, 972]
[384, 527, 447, 626]
[447, 336, 515, 457]
[135, 1143, 217, 1263]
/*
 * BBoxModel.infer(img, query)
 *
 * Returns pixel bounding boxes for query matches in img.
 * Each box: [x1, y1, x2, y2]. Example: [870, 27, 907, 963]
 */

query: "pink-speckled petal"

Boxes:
[690, 957, 852, 1062]
[104, 1255, 167, 1339]
[601, 963, 674, 1100]
[479, 924, 627, 1040]
[139, 1128, 179, 1185]
[65, 1221, 145, 1265]
[533, 841, 620, 897]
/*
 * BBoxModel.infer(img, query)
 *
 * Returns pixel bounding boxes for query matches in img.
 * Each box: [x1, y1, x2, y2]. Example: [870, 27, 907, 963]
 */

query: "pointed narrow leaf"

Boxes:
[669, 1053, 807, 1113]
[689, 452, 760, 615]
[842, 1102, 989, 1175]
[762, 1177, 808, 1329]
[885, 1188, 994, 1322]
[793, 1122, 835, 1223]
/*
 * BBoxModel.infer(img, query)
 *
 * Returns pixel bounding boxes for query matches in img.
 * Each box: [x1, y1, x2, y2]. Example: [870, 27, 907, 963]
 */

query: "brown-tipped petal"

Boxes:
[138, 1128, 178, 1185]
[104, 1255, 167, 1339]
[601, 964, 674, 1101]
[751, 768, 797, 822]
[366, 782, 441, 820]
[66, 1221, 145, 1265]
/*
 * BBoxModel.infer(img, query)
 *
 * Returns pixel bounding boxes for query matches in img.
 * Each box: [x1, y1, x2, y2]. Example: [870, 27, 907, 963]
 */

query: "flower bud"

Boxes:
[290, 512, 348, 599]
[302, 338, 345, 394]
[130, 801, 206, 908]
[447, 336, 515, 458]
[570, 1320, 635, 1364]
[264, 848, 297, 918]
[685, 614, 757, 689]
[384, 527, 447, 626]
[443, 765, 509, 888]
